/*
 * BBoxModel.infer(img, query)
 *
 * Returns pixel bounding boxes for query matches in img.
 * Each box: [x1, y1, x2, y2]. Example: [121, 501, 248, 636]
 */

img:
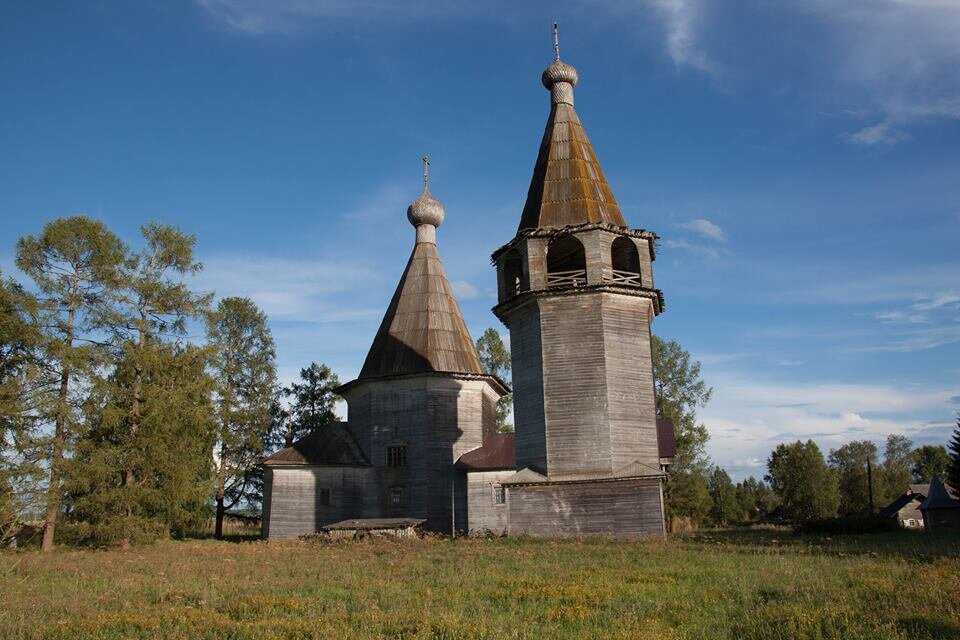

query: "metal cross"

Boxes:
[422, 154, 430, 190]
[553, 23, 560, 62]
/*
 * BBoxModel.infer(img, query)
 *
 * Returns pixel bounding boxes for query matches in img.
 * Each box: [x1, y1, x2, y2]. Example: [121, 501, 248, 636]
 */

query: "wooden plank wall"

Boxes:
[263, 466, 375, 539]
[600, 293, 660, 470]
[466, 470, 515, 535]
[540, 293, 612, 475]
[506, 478, 664, 537]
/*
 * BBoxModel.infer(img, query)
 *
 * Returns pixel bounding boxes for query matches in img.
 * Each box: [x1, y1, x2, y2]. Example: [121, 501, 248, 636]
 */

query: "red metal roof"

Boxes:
[455, 432, 516, 471]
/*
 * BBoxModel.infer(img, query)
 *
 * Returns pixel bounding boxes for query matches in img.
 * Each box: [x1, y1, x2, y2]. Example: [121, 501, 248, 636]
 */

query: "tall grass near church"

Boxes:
[1, 529, 958, 639]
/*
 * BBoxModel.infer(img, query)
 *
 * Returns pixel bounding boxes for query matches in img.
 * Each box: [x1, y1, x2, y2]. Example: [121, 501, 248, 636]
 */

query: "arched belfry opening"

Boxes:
[546, 234, 586, 287]
[501, 249, 527, 298]
[610, 236, 642, 286]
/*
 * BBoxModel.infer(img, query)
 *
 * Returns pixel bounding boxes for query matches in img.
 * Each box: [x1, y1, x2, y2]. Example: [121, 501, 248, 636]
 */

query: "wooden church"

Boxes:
[261, 37, 673, 539]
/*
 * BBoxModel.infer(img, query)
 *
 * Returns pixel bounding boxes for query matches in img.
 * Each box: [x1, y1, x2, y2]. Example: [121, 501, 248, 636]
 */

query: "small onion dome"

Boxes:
[541, 59, 579, 89]
[407, 188, 445, 229]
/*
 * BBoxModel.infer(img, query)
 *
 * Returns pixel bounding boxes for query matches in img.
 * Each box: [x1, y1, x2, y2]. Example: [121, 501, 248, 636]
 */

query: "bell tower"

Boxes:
[493, 28, 666, 535]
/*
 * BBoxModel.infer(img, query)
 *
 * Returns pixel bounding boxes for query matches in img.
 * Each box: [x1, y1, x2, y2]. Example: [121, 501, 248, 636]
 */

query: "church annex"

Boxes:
[261, 38, 673, 539]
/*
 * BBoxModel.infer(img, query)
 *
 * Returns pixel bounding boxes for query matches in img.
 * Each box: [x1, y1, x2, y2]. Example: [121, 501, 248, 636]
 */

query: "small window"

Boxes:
[390, 486, 404, 507]
[386, 445, 407, 467]
[318, 488, 331, 506]
[492, 484, 506, 505]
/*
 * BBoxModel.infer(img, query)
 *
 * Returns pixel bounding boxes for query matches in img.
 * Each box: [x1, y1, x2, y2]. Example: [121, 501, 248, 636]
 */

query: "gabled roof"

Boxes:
[262, 423, 369, 467]
[358, 241, 484, 379]
[455, 432, 516, 471]
[920, 476, 960, 511]
[517, 100, 626, 231]
[878, 492, 924, 519]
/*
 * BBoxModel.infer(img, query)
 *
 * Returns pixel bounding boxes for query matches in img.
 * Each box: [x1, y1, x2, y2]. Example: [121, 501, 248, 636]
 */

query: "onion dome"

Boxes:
[406, 189, 445, 229]
[541, 60, 579, 90]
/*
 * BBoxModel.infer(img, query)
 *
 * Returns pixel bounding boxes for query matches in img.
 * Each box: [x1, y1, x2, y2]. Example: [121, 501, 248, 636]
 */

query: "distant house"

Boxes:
[878, 484, 929, 529]
[919, 476, 960, 532]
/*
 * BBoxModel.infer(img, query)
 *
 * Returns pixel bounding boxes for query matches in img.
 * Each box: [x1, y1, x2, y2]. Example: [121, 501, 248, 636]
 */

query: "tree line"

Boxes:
[0, 216, 341, 550]
[653, 330, 960, 528]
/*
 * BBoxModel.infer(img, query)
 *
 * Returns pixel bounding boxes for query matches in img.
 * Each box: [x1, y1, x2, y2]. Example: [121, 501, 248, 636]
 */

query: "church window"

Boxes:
[492, 484, 506, 505]
[610, 236, 642, 286]
[318, 488, 331, 506]
[546, 235, 587, 287]
[390, 486, 404, 507]
[386, 445, 407, 467]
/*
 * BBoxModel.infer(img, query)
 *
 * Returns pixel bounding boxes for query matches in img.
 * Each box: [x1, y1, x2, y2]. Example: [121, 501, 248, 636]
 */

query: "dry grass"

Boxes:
[1, 528, 958, 639]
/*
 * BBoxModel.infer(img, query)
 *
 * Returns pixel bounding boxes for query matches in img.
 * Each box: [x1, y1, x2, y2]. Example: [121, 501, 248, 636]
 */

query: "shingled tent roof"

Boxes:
[262, 423, 369, 466]
[920, 476, 960, 511]
[518, 70, 626, 231]
[359, 240, 484, 379]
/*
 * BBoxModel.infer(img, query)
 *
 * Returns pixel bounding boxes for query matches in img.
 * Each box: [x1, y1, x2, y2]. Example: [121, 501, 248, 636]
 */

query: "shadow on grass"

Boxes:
[178, 531, 262, 544]
[680, 527, 960, 562]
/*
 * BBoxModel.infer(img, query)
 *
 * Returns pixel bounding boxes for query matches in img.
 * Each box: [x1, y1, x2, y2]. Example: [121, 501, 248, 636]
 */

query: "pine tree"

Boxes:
[475, 328, 513, 432]
[0, 273, 41, 544]
[947, 417, 960, 491]
[279, 362, 340, 447]
[69, 344, 215, 543]
[75, 223, 210, 544]
[206, 297, 276, 538]
[15, 216, 126, 551]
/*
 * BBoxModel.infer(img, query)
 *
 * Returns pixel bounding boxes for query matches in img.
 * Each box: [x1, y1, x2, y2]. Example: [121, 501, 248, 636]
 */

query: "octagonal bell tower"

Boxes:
[492, 30, 666, 535]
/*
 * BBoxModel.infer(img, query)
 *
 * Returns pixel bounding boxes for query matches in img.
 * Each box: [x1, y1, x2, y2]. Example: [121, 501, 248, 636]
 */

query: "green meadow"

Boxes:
[1, 528, 958, 640]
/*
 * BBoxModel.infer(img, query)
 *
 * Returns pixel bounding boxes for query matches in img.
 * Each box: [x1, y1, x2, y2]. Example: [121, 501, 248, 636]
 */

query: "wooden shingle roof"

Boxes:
[518, 101, 626, 231]
[359, 241, 484, 379]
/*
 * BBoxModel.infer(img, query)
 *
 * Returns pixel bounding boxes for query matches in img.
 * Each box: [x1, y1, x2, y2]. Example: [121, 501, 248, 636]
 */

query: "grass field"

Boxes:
[1, 528, 959, 640]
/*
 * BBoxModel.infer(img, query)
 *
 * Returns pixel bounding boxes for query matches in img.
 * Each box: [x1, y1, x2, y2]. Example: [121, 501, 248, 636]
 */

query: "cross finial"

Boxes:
[553, 22, 560, 62]
[422, 154, 430, 191]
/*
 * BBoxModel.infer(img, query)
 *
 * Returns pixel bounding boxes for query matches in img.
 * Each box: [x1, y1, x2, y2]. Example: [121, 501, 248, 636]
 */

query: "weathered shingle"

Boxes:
[518, 102, 626, 231]
[359, 241, 484, 378]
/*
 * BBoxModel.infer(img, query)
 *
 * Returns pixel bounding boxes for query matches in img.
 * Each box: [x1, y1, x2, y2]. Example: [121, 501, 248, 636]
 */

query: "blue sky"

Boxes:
[2, 1, 958, 479]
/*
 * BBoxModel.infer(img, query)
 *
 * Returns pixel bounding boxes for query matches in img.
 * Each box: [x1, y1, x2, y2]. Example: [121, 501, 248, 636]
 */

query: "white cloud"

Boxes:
[845, 121, 911, 146]
[678, 218, 726, 242]
[645, 0, 721, 78]
[702, 374, 960, 479]
[663, 238, 729, 259]
[197, 253, 379, 320]
[450, 280, 478, 299]
[196, 0, 475, 34]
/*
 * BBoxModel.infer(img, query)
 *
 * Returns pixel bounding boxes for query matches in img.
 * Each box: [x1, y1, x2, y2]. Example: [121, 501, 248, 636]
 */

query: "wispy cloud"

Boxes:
[702, 374, 960, 478]
[196, 0, 477, 34]
[678, 218, 726, 242]
[450, 280, 478, 300]
[845, 122, 911, 146]
[197, 253, 379, 320]
[663, 239, 729, 259]
[645, 0, 721, 79]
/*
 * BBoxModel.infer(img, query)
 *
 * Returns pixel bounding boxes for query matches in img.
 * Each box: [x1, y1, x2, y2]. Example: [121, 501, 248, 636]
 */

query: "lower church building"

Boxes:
[261, 43, 674, 540]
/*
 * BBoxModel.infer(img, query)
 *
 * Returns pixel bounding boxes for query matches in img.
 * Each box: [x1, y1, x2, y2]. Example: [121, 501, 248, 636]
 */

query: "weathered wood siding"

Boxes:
[601, 293, 660, 470]
[539, 292, 612, 475]
[339, 376, 495, 533]
[262, 466, 375, 540]
[506, 478, 665, 537]
[506, 303, 547, 472]
[466, 470, 515, 535]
